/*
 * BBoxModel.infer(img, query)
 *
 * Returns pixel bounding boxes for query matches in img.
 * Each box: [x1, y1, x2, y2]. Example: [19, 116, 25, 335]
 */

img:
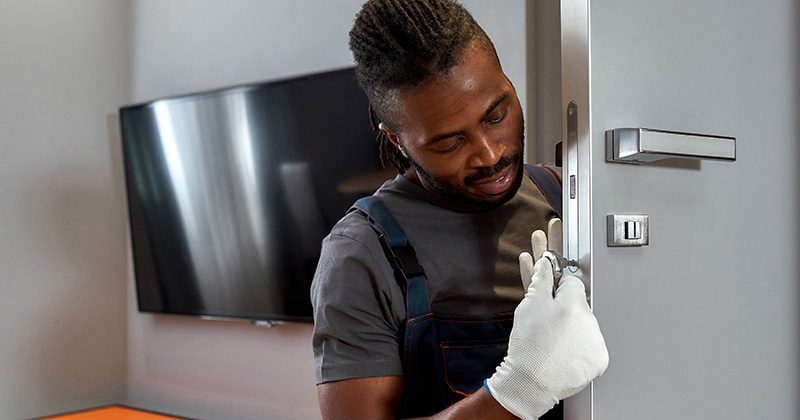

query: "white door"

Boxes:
[561, 1, 800, 419]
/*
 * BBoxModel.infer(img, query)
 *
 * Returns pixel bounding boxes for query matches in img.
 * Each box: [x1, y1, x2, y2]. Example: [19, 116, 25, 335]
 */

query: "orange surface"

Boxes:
[38, 406, 185, 420]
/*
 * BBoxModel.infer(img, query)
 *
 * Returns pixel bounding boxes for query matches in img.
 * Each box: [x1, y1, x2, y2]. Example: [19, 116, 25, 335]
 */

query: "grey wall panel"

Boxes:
[0, 1, 131, 418]
[587, 1, 800, 418]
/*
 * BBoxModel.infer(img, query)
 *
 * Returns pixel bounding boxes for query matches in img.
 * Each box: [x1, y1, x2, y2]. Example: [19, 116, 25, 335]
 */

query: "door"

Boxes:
[561, 1, 800, 419]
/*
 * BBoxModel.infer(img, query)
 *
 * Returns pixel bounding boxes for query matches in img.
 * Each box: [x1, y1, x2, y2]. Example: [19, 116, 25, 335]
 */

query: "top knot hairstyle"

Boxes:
[349, 0, 497, 173]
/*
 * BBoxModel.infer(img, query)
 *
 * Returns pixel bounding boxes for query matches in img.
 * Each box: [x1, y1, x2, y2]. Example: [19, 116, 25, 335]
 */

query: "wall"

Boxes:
[527, 0, 562, 165]
[0, 1, 131, 418]
[124, 2, 526, 419]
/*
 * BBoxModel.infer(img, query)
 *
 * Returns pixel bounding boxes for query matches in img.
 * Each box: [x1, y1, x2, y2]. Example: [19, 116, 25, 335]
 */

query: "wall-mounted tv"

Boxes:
[119, 67, 393, 324]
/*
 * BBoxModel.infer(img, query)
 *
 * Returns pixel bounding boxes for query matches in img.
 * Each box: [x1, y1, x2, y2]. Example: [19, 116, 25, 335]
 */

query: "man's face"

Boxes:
[381, 42, 525, 208]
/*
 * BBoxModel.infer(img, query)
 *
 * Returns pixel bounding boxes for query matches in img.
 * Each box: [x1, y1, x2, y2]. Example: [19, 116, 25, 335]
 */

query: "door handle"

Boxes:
[606, 128, 736, 164]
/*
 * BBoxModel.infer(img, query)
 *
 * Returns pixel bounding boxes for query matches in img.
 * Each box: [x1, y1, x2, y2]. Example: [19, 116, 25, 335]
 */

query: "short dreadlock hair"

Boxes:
[349, 0, 498, 173]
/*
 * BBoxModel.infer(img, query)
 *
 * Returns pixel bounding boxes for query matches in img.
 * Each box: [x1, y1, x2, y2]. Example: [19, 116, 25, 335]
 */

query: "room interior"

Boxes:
[0, 1, 543, 419]
[5, 1, 798, 419]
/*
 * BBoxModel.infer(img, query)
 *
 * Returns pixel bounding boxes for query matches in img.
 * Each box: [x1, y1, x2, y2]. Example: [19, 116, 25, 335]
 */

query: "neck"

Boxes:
[402, 167, 420, 185]
[402, 167, 445, 200]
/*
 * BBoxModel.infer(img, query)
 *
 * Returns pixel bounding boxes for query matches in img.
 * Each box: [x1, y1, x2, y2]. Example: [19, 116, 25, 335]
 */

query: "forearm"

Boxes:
[318, 377, 516, 420]
[409, 388, 517, 420]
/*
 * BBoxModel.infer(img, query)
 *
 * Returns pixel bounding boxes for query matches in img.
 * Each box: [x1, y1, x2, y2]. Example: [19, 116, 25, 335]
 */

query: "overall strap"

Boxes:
[349, 196, 431, 317]
[523, 164, 563, 219]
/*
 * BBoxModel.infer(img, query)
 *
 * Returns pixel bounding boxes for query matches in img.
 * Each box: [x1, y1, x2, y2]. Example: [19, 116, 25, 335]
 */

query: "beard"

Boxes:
[406, 134, 526, 209]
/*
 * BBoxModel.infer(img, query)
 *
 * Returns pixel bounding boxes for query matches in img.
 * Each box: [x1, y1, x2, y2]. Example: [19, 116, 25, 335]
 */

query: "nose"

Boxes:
[467, 132, 505, 168]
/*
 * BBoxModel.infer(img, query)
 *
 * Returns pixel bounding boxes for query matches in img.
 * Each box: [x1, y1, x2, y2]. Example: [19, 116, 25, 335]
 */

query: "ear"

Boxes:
[378, 122, 408, 158]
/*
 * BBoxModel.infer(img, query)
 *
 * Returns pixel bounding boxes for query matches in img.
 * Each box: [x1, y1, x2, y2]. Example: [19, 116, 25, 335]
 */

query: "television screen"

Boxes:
[119, 67, 393, 323]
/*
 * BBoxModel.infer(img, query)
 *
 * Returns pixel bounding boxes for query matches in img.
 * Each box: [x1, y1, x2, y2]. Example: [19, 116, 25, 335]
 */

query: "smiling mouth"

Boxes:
[471, 166, 515, 196]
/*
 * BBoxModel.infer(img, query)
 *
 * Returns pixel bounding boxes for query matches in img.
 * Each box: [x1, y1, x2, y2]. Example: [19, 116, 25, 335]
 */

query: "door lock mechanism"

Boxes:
[540, 250, 578, 292]
[607, 214, 650, 247]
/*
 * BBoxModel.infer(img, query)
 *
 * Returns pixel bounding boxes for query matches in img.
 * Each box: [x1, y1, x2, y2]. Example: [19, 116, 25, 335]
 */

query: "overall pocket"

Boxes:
[440, 338, 508, 396]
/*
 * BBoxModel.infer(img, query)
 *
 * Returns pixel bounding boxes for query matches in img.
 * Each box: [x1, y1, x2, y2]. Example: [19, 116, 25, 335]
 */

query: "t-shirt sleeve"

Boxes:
[311, 215, 406, 384]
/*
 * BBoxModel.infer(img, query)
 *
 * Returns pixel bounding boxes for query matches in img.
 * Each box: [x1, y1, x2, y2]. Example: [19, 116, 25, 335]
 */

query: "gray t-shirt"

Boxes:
[311, 167, 561, 384]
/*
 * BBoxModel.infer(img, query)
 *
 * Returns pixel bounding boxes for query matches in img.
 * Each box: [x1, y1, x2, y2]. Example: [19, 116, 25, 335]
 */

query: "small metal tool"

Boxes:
[540, 250, 577, 293]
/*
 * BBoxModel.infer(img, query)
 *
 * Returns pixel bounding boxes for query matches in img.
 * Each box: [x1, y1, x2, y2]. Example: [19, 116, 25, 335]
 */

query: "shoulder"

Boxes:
[521, 164, 562, 218]
[524, 163, 562, 184]
[313, 204, 402, 310]
[316, 210, 390, 287]
[327, 210, 380, 246]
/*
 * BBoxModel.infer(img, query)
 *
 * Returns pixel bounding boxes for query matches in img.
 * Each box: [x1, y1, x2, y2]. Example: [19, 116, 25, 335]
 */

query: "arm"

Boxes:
[317, 377, 402, 420]
[318, 376, 516, 420]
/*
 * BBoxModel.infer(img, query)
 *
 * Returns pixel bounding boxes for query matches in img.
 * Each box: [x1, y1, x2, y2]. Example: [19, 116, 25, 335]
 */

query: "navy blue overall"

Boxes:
[349, 165, 563, 419]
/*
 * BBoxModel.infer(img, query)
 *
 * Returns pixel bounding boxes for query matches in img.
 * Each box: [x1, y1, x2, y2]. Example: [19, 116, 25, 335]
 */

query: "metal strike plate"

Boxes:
[607, 214, 649, 247]
[606, 128, 736, 164]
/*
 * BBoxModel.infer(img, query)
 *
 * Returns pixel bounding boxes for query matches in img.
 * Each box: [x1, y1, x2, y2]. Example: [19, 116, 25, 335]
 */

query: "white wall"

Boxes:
[128, 0, 527, 104]
[124, 2, 526, 420]
[0, 1, 131, 418]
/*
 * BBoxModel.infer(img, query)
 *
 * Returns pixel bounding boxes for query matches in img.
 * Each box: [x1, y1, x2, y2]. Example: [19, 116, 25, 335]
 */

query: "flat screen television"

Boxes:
[119, 67, 393, 324]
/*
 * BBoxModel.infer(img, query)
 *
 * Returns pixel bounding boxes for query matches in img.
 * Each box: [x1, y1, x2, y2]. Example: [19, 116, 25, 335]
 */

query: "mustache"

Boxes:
[464, 152, 522, 185]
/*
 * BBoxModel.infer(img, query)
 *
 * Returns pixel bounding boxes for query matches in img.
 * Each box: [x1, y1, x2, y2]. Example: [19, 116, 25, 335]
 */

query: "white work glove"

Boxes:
[485, 218, 609, 420]
[520, 218, 563, 290]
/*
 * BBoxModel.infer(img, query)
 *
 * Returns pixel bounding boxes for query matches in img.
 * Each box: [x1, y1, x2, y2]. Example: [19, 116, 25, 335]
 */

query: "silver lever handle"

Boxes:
[606, 128, 736, 164]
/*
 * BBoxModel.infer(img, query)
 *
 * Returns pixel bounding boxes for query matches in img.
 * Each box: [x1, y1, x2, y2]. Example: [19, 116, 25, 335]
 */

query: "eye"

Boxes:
[433, 137, 464, 153]
[487, 112, 506, 125]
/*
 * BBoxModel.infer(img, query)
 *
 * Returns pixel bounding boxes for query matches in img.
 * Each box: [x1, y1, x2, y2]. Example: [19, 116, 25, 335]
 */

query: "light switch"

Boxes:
[608, 214, 649, 247]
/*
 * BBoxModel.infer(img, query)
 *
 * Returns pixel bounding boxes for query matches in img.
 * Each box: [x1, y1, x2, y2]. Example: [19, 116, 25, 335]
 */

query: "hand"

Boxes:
[519, 218, 562, 291]
[485, 219, 609, 420]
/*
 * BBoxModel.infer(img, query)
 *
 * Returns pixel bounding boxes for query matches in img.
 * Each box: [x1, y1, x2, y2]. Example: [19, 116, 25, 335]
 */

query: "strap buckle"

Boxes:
[378, 233, 425, 284]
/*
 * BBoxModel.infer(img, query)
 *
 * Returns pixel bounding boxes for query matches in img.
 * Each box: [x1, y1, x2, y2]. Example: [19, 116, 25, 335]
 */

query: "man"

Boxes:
[311, 1, 608, 419]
